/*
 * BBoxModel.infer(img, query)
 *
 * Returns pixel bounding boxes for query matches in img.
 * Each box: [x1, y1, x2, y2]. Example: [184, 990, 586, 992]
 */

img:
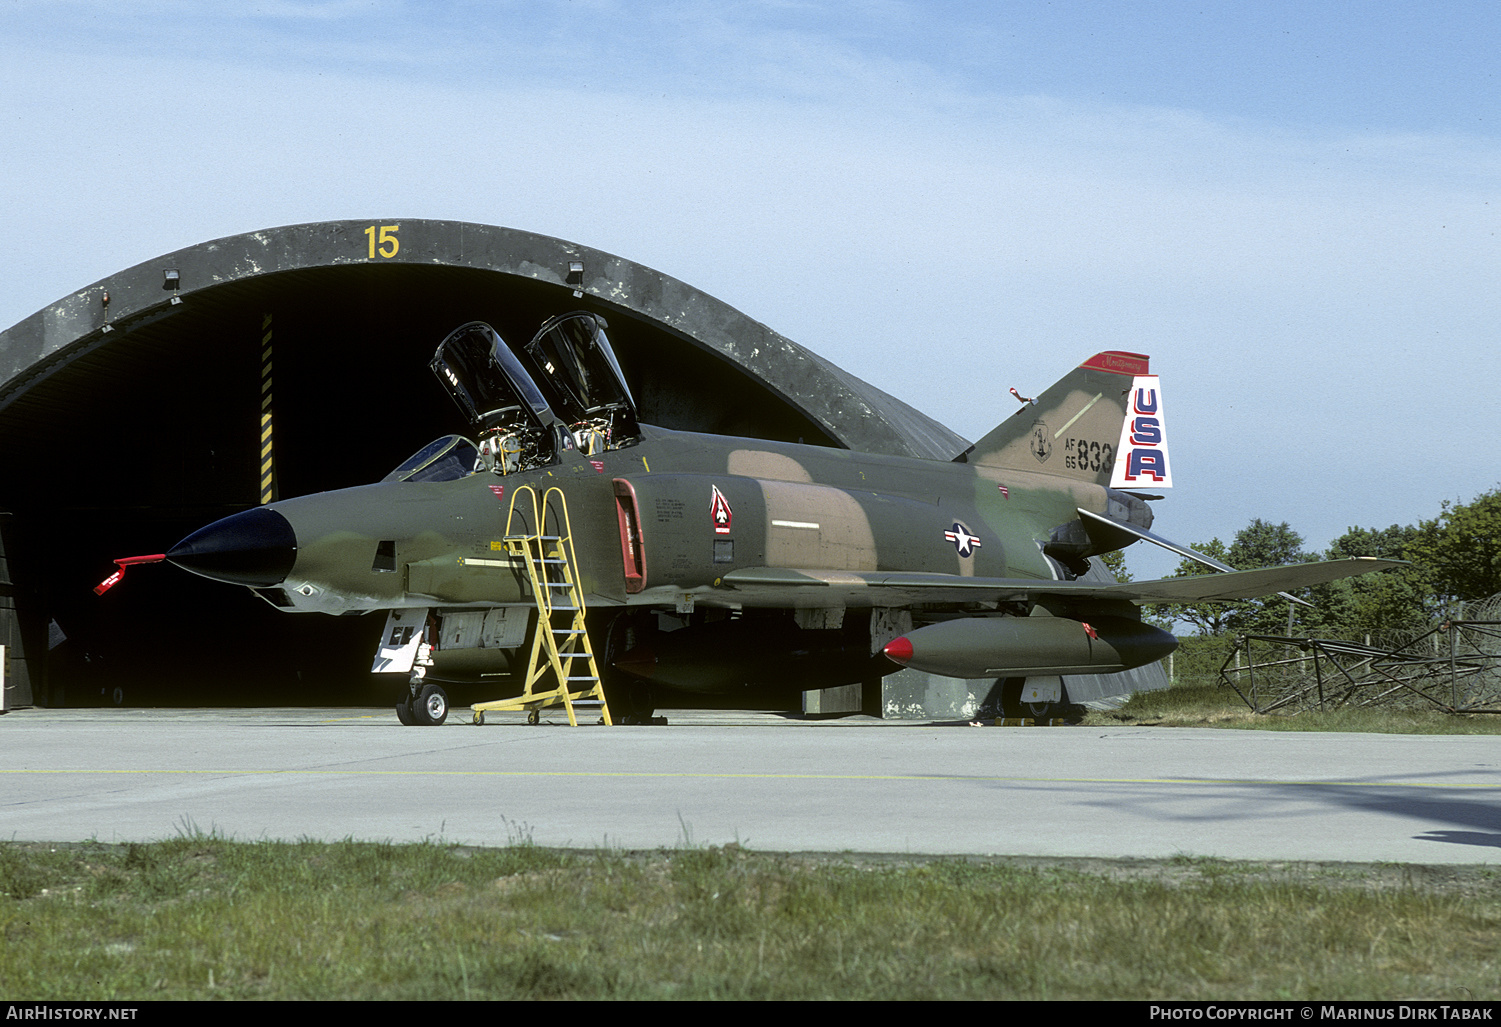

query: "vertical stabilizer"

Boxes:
[961, 352, 1151, 488]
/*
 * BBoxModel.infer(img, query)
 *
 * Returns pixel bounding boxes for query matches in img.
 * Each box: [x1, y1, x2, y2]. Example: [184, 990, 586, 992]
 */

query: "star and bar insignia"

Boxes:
[943, 521, 982, 557]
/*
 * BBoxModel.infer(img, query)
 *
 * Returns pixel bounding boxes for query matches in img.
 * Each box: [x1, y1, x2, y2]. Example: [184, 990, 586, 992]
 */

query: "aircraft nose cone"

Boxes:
[167, 507, 297, 587]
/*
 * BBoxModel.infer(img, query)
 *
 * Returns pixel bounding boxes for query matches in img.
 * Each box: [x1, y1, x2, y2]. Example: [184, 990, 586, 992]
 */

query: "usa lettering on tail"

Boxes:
[1111, 375, 1171, 488]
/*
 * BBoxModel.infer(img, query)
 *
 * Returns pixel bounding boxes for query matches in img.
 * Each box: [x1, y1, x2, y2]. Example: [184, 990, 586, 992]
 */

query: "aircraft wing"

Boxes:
[1084, 558, 1408, 603]
[714, 558, 1406, 607]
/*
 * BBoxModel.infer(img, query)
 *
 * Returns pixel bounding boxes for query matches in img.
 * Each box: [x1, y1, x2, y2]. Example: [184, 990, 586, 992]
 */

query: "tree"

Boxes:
[1146, 519, 1313, 638]
[1221, 520, 1315, 637]
[1098, 548, 1132, 583]
[1224, 519, 1306, 567]
[1315, 524, 1431, 642]
[1407, 488, 1501, 610]
[1150, 536, 1234, 637]
[1138, 493, 1501, 645]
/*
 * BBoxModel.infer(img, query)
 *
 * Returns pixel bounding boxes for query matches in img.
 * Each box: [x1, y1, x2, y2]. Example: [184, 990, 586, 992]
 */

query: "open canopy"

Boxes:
[523, 312, 637, 433]
[430, 321, 558, 433]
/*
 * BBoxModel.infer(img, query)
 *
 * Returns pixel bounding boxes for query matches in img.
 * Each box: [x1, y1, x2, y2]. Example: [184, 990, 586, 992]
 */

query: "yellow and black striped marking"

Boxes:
[259, 313, 275, 505]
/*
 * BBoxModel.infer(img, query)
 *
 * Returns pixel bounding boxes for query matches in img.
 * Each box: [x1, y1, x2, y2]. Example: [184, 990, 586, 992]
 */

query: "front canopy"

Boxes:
[430, 321, 558, 434]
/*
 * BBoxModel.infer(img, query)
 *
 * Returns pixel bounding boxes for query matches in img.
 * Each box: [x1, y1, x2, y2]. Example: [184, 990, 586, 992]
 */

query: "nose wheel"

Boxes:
[396, 683, 448, 725]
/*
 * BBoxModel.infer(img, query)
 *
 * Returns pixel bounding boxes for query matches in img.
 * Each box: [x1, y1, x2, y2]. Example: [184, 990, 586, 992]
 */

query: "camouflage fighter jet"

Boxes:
[148, 314, 1401, 724]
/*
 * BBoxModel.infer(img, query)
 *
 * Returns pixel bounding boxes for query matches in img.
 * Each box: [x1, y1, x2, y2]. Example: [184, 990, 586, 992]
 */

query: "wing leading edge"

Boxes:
[715, 558, 1406, 607]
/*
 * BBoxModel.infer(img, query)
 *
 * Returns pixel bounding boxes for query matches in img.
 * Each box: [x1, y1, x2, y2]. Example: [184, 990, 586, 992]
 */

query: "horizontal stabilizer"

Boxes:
[1077, 507, 1311, 607]
[1078, 508, 1232, 573]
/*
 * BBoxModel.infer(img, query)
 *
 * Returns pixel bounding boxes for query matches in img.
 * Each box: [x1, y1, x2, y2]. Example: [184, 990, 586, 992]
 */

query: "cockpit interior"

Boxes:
[403, 312, 640, 483]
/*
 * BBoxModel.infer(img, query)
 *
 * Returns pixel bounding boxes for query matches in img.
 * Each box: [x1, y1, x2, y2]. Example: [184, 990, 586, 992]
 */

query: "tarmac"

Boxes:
[2, 706, 1499, 863]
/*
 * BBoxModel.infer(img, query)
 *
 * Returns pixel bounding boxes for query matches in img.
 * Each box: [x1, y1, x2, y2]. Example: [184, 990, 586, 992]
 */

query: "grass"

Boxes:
[2, 836, 1499, 1000]
[1098, 678, 1501, 733]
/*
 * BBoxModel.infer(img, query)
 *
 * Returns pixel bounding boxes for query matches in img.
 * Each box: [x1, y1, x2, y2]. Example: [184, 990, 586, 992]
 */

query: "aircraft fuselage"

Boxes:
[202, 423, 1110, 618]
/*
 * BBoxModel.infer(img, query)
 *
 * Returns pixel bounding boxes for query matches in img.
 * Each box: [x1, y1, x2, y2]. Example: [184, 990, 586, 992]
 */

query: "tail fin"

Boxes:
[960, 352, 1170, 489]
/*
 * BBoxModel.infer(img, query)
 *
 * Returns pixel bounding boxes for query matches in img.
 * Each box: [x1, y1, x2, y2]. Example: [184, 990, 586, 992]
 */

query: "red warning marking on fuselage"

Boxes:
[711, 485, 733, 535]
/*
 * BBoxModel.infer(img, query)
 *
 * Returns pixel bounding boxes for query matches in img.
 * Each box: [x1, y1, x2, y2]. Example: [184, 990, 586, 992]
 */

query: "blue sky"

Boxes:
[2, 1, 1497, 580]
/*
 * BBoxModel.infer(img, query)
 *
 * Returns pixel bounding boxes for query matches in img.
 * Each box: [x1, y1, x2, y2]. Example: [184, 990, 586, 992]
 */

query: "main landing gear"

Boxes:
[998, 678, 1086, 725]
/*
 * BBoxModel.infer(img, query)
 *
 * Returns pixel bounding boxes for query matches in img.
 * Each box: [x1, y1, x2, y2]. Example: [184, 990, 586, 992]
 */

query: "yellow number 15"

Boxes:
[364, 224, 400, 259]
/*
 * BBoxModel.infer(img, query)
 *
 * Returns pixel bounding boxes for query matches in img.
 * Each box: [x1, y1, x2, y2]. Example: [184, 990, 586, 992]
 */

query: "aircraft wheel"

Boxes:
[413, 683, 449, 726]
[997, 678, 1028, 719]
[1026, 700, 1058, 722]
[395, 699, 416, 726]
[998, 679, 1072, 722]
[1015, 695, 1084, 725]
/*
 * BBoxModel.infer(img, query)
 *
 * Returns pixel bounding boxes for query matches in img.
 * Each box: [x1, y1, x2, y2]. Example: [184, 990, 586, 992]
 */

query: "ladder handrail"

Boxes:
[504, 485, 564, 617]
[542, 485, 585, 608]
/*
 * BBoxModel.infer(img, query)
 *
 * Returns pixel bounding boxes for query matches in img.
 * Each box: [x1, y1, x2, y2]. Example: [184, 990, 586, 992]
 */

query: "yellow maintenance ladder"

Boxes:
[470, 485, 613, 726]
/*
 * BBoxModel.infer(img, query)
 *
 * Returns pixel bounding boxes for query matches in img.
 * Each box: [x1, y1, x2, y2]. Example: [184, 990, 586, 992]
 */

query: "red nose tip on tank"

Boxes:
[166, 507, 297, 587]
[881, 637, 914, 665]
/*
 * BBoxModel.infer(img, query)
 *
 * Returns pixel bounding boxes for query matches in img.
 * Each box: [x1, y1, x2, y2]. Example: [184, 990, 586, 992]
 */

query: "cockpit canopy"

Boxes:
[381, 434, 480, 483]
[427, 315, 641, 477]
[430, 322, 557, 434]
[523, 312, 638, 439]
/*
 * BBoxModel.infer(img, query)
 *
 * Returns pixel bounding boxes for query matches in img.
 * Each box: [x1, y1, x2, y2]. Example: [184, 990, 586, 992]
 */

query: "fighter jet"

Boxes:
[142, 313, 1401, 724]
